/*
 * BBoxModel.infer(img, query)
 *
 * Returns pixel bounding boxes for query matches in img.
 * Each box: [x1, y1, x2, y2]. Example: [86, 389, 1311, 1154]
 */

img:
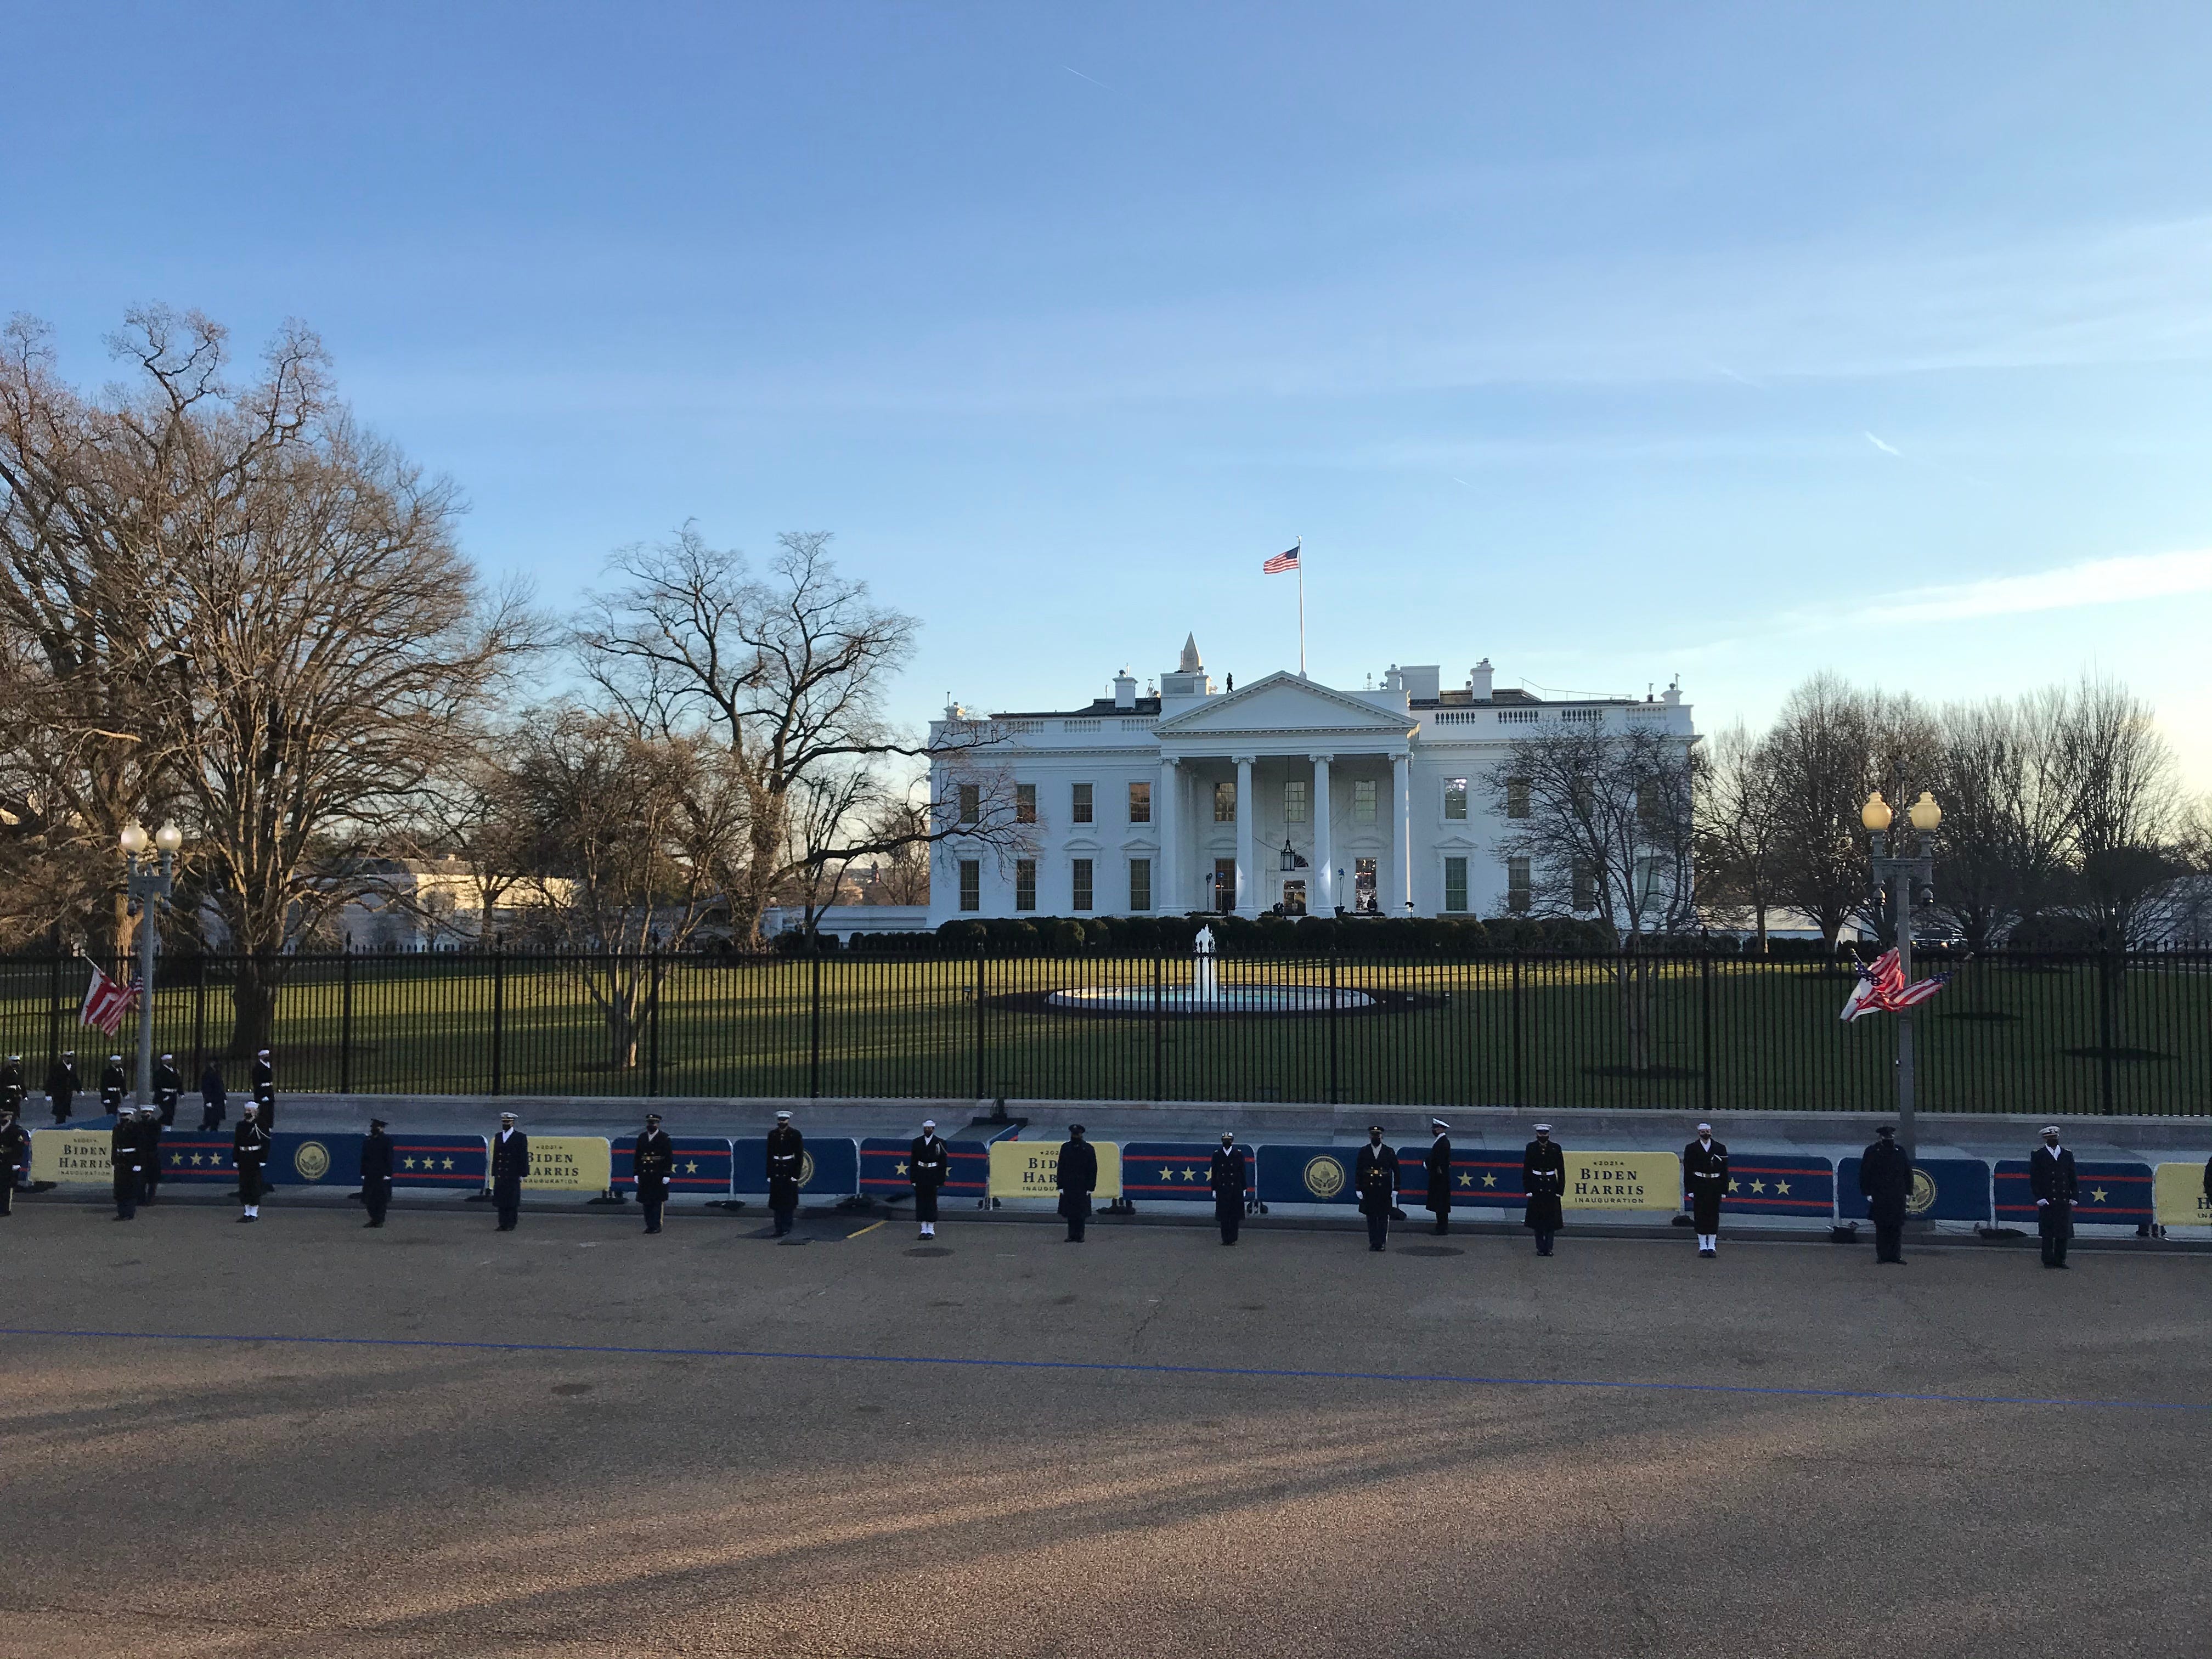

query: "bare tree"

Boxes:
[1695, 722, 1787, 951]
[2059, 676, 2190, 946]
[1929, 689, 2078, 950]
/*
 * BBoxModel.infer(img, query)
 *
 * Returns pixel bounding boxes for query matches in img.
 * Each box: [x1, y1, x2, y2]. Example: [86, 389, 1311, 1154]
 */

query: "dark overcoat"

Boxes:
[1057, 1137, 1098, 1220]
[633, 1128, 674, 1202]
[765, 1125, 805, 1208]
[1858, 1140, 1911, 1225]
[1683, 1138, 1730, 1230]
[490, 1129, 531, 1189]
[1425, 1135, 1453, 1215]
[1523, 1139, 1565, 1232]
[1355, 1142, 1400, 1218]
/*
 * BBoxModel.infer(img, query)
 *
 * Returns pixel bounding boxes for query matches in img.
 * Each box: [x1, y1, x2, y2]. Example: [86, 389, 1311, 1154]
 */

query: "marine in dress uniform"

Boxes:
[2029, 1126, 2078, 1268]
[1424, 1118, 1454, 1235]
[1858, 1125, 1911, 1264]
[232, 1105, 270, 1221]
[490, 1113, 528, 1231]
[198, 1063, 227, 1131]
[1210, 1133, 1248, 1245]
[1057, 1125, 1098, 1242]
[1523, 1124, 1565, 1256]
[1355, 1126, 1400, 1252]
[359, 1118, 393, 1227]
[47, 1052, 77, 1124]
[765, 1110, 804, 1236]
[252, 1050, 276, 1129]
[111, 1108, 142, 1221]
[0, 1054, 24, 1114]
[153, 1054, 183, 1126]
[634, 1113, 673, 1234]
[909, 1120, 949, 1240]
[99, 1055, 126, 1116]
[135, 1103, 162, 1204]
[0, 1106, 27, 1217]
[1683, 1123, 1729, 1258]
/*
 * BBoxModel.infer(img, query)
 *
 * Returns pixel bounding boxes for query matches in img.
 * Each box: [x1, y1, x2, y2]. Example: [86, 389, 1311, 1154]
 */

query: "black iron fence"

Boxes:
[2, 949, 2205, 1116]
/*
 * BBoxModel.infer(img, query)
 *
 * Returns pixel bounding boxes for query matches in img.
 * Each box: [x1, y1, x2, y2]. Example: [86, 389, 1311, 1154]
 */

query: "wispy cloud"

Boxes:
[1864, 431, 1903, 458]
[1062, 66, 1109, 90]
[1844, 549, 2212, 625]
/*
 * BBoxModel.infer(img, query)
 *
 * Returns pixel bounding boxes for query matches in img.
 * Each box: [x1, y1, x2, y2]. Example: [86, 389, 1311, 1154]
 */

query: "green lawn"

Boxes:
[1, 953, 2203, 1116]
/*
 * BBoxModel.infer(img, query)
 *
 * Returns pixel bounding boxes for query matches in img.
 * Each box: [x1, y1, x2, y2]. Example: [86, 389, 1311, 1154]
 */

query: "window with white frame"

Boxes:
[1443, 777, 1468, 820]
[1283, 779, 1307, 823]
[1071, 858, 1094, 911]
[1354, 778, 1377, 823]
[1128, 857, 1152, 911]
[1071, 782, 1093, 825]
[1443, 856, 1469, 912]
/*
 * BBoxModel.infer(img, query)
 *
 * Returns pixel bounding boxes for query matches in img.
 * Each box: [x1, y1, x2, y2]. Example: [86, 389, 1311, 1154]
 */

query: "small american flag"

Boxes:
[1262, 544, 1300, 574]
[81, 962, 132, 1036]
[1840, 947, 1949, 1021]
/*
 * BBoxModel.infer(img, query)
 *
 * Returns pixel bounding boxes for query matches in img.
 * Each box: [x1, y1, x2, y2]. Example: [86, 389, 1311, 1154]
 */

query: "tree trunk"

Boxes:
[228, 956, 280, 1059]
[1613, 950, 1653, 1073]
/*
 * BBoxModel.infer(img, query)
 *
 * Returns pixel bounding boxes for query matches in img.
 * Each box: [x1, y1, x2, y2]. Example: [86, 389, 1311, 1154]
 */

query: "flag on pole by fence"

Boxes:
[1840, 947, 1949, 1022]
[80, 962, 131, 1035]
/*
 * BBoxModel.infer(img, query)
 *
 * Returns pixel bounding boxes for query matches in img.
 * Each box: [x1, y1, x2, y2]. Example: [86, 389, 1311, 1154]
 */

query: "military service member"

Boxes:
[2029, 1125, 2078, 1268]
[360, 1118, 394, 1227]
[252, 1049, 276, 1128]
[1210, 1132, 1248, 1245]
[1684, 1122, 1729, 1258]
[47, 1051, 77, 1124]
[198, 1062, 227, 1131]
[1523, 1124, 1565, 1256]
[1356, 1125, 1400, 1252]
[765, 1110, 804, 1236]
[1424, 1118, 1454, 1236]
[0, 1104, 27, 1216]
[1, 1054, 22, 1114]
[111, 1107, 143, 1221]
[634, 1112, 674, 1234]
[233, 1103, 271, 1222]
[1858, 1125, 1911, 1265]
[1057, 1123, 1098, 1242]
[490, 1112, 529, 1231]
[136, 1101, 163, 1205]
[153, 1053, 183, 1125]
[99, 1054, 127, 1116]
[909, 1119, 949, 1240]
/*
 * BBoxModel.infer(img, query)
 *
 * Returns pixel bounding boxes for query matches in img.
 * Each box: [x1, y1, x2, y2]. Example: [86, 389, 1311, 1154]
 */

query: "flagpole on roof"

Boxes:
[1296, 537, 1305, 677]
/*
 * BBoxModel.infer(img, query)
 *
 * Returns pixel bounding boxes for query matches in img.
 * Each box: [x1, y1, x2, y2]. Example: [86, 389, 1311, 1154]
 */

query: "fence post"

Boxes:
[2097, 950, 2118, 1116]
[1151, 950, 1164, 1102]
[340, 944, 354, 1095]
[1699, 953, 1714, 1120]
[1510, 954, 1524, 1109]
[973, 947, 986, 1103]
[808, 948, 823, 1099]
[489, 945, 505, 1097]
[191, 952, 207, 1082]
[647, 949, 663, 1099]
[45, 935, 61, 1075]
[1327, 950, 1341, 1107]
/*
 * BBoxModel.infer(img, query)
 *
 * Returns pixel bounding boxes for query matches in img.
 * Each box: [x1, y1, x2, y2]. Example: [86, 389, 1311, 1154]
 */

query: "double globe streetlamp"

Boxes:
[121, 820, 185, 1108]
[1861, 788, 1941, 1163]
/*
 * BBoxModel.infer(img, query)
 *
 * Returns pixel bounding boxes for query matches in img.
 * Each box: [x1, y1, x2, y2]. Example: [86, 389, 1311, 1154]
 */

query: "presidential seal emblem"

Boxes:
[799, 1150, 817, 1187]
[1303, 1155, 1346, 1200]
[291, 1139, 331, 1181]
[1906, 1166, 1938, 1216]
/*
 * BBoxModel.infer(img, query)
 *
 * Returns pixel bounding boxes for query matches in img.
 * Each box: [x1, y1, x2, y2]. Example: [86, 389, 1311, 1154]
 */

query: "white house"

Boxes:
[928, 637, 1696, 926]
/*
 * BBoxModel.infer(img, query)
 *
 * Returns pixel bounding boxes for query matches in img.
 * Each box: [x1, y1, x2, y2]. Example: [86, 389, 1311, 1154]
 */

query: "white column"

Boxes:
[1156, 755, 1180, 912]
[1392, 750, 1414, 915]
[1310, 753, 1334, 914]
[1234, 754, 1256, 916]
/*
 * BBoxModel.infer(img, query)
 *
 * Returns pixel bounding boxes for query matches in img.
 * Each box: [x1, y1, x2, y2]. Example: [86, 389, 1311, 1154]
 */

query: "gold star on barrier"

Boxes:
[682, 1161, 698, 1173]
[1457, 1173, 1472, 1186]
[1481, 1173, 1497, 1187]
[403, 1156, 418, 1170]
[1749, 1180, 1766, 1194]
[1727, 1179, 1740, 1193]
[442, 1158, 455, 1170]
[1774, 1180, 1791, 1195]
[895, 1161, 909, 1176]
[2090, 1187, 2109, 1204]
[1183, 1167, 1198, 1181]
[1160, 1166, 1175, 1180]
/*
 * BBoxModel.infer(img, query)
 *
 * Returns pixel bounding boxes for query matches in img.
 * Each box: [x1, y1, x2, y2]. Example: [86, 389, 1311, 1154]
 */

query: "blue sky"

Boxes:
[9, 3, 2211, 780]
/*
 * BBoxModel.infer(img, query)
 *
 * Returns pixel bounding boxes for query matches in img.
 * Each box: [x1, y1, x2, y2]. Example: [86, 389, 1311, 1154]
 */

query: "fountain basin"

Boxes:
[1045, 985, 1374, 1016]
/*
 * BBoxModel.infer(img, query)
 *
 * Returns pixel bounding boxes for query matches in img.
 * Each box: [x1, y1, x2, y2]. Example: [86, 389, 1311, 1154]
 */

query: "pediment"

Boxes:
[1156, 672, 1415, 737]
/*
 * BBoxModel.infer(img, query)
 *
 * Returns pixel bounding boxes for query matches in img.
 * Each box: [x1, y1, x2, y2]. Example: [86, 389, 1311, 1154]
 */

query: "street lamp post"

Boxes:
[121, 821, 185, 1108]
[1862, 789, 1942, 1166]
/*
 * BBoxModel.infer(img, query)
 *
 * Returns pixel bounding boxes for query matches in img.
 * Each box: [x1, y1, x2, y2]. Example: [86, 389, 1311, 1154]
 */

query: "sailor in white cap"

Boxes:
[252, 1048, 276, 1128]
[1683, 1122, 1729, 1257]
[633, 1111, 673, 1234]
[909, 1119, 949, 1239]
[766, 1110, 805, 1235]
[153, 1051, 183, 1124]
[1424, 1118, 1454, 1235]
[490, 1111, 528, 1231]
[1523, 1124, 1565, 1256]
[1210, 1131, 1249, 1245]
[2029, 1124, 2078, 1268]
[98, 1053, 127, 1115]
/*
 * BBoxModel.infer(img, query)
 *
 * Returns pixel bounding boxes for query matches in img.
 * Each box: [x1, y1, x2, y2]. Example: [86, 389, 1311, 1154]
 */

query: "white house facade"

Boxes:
[927, 637, 1696, 926]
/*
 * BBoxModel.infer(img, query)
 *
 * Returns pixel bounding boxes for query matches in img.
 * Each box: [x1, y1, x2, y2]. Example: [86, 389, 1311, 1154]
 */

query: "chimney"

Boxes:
[1383, 664, 1403, 695]
[1470, 658, 1494, 700]
[1112, 668, 1137, 710]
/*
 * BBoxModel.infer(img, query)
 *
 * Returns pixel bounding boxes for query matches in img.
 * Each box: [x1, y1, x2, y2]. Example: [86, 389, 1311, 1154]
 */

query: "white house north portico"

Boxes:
[928, 637, 1694, 927]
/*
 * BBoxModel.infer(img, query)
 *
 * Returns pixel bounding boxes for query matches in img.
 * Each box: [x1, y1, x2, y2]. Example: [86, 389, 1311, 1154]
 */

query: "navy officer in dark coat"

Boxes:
[1057, 1124, 1098, 1242]
[1423, 1118, 1454, 1235]
[1209, 1132, 1248, 1245]
[360, 1116, 394, 1227]
[1523, 1124, 1565, 1256]
[2029, 1125, 2078, 1268]
[1683, 1122, 1729, 1258]
[1355, 1125, 1399, 1252]
[1858, 1124, 1911, 1264]
[490, 1111, 529, 1231]
[634, 1112, 674, 1234]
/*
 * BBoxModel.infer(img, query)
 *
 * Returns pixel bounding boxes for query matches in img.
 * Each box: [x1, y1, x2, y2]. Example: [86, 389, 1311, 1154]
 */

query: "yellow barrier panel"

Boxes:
[522, 1136, 612, 1192]
[2153, 1161, 2211, 1228]
[1565, 1150, 1682, 1211]
[989, 1139, 1122, 1201]
[29, 1128, 116, 1186]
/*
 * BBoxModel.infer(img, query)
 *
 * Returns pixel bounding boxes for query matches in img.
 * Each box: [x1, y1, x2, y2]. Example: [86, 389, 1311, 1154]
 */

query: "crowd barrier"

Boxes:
[21, 1125, 2209, 1231]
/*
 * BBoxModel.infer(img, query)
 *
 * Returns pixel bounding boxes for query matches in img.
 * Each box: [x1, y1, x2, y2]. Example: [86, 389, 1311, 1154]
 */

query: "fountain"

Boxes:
[1046, 926, 1373, 1016]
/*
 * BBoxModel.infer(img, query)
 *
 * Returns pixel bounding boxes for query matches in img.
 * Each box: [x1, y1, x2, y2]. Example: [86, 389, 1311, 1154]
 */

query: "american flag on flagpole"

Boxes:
[80, 962, 132, 1036]
[1840, 947, 1950, 1021]
[1262, 545, 1300, 574]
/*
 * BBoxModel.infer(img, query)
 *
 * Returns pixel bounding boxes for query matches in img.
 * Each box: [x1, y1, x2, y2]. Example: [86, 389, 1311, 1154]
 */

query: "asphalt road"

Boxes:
[2, 1199, 2207, 1658]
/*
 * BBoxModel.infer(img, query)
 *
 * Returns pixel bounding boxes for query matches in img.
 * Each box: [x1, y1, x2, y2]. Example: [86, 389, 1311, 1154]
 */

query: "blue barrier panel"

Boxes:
[611, 1136, 733, 1195]
[1995, 1159, 2152, 1227]
[270, 1132, 362, 1187]
[390, 1135, 490, 1189]
[1256, 1144, 1363, 1206]
[154, 1132, 239, 1184]
[732, 1136, 859, 1196]
[1393, 1145, 1528, 1207]
[1836, 1155, 1991, 1223]
[1124, 1142, 1252, 1202]
[1721, 1154, 1835, 1220]
[861, 1137, 990, 1199]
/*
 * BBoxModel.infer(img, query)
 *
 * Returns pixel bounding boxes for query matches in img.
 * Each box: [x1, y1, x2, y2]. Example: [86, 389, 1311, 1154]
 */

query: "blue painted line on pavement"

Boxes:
[1, 1325, 2204, 1414]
